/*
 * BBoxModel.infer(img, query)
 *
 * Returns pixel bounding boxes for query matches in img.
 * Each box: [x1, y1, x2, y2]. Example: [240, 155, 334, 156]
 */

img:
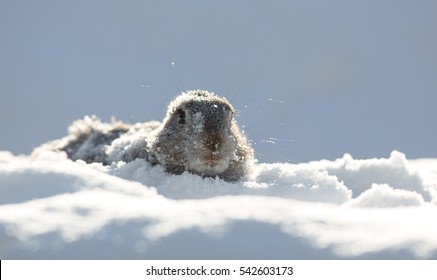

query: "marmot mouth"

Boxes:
[187, 153, 229, 176]
[204, 153, 220, 166]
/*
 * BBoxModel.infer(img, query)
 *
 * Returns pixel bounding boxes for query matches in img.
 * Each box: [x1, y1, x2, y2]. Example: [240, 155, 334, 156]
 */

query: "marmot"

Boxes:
[38, 90, 253, 181]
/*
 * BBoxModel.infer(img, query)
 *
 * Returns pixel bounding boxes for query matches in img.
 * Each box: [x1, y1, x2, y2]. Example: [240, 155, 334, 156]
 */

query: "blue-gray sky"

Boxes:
[1, 0, 436, 163]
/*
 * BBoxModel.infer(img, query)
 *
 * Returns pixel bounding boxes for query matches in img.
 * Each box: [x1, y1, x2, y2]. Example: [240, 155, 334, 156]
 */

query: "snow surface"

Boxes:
[1, 148, 437, 259]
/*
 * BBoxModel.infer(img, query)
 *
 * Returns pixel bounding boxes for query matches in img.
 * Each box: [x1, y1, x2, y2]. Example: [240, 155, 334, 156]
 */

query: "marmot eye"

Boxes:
[175, 109, 186, 124]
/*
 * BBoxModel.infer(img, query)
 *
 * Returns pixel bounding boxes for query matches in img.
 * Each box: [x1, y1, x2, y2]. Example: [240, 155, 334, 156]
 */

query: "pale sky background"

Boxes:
[1, 0, 436, 163]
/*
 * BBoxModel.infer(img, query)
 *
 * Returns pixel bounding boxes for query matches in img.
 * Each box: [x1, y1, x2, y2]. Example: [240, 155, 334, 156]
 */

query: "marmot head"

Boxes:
[150, 90, 253, 181]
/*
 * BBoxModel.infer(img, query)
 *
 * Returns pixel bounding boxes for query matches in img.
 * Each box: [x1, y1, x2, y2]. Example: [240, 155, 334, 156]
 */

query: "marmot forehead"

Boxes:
[168, 90, 234, 115]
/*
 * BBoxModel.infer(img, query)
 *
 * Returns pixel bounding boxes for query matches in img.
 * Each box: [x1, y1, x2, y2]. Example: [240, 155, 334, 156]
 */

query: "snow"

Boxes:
[1, 148, 437, 259]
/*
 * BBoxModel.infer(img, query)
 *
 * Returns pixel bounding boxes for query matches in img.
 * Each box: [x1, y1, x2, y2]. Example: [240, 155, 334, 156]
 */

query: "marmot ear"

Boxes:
[229, 110, 235, 121]
[175, 108, 186, 124]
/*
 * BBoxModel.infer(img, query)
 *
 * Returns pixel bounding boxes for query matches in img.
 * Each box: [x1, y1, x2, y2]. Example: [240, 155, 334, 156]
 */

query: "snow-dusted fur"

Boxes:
[35, 116, 160, 165]
[36, 90, 253, 181]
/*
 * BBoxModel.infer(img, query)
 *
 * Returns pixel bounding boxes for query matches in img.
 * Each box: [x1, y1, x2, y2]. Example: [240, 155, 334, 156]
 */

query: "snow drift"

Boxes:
[1, 140, 437, 259]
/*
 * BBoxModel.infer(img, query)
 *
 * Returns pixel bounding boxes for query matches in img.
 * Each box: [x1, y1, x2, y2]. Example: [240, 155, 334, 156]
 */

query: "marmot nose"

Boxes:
[205, 134, 222, 151]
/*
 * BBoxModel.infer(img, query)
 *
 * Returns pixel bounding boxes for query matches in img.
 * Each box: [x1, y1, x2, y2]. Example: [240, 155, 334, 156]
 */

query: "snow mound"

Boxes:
[1, 148, 437, 259]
